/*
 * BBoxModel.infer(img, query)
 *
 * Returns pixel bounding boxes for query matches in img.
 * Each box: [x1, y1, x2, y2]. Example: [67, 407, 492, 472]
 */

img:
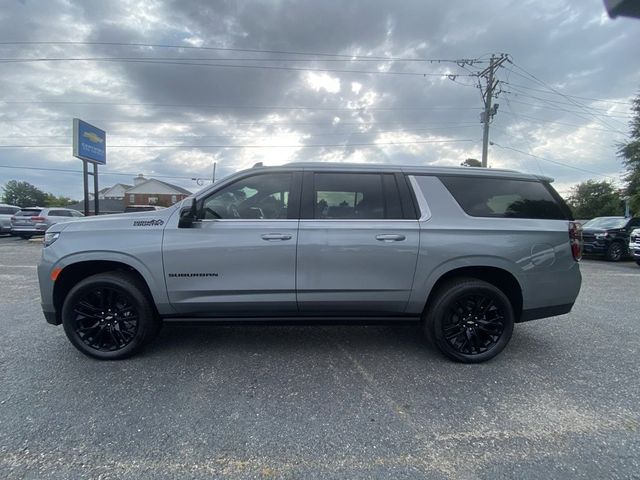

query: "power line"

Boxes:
[505, 97, 631, 122]
[499, 81, 632, 106]
[491, 142, 616, 179]
[0, 100, 483, 111]
[0, 124, 481, 140]
[501, 111, 628, 135]
[502, 84, 632, 114]
[504, 62, 626, 135]
[0, 139, 478, 149]
[0, 164, 201, 180]
[0, 57, 477, 78]
[0, 41, 488, 64]
[0, 119, 481, 126]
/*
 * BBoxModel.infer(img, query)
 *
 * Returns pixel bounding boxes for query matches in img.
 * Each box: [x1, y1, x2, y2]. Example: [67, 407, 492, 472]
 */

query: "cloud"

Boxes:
[0, 0, 638, 201]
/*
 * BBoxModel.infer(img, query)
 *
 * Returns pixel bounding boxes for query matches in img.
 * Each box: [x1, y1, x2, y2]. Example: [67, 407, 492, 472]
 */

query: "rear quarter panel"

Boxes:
[406, 175, 581, 314]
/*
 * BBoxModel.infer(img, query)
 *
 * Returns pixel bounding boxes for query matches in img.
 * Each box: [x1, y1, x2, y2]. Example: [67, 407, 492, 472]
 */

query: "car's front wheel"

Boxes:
[62, 272, 160, 360]
[424, 278, 515, 363]
[605, 242, 625, 262]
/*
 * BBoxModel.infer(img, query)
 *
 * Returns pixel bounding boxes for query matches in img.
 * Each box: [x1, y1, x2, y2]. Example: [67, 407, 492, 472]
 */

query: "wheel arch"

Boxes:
[422, 265, 524, 322]
[52, 257, 165, 325]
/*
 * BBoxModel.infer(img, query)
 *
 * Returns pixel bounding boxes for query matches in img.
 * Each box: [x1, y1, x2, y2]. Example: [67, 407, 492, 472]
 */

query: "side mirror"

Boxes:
[178, 198, 198, 228]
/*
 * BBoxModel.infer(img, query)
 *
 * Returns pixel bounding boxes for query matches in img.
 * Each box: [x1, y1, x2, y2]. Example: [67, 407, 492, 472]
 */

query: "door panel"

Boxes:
[163, 220, 298, 315]
[296, 220, 419, 313]
[162, 171, 300, 316]
[296, 171, 420, 314]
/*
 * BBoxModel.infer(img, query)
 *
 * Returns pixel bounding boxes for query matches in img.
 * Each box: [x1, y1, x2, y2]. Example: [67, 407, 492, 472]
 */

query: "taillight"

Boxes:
[569, 221, 582, 261]
[31, 216, 45, 222]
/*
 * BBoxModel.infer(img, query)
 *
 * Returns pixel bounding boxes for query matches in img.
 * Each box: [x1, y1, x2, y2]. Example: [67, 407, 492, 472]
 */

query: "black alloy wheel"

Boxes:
[442, 294, 506, 356]
[62, 272, 160, 360]
[70, 287, 139, 352]
[424, 278, 514, 363]
[605, 242, 624, 262]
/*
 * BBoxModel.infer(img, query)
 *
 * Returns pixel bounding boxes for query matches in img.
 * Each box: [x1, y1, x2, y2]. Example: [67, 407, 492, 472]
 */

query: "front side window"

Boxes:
[313, 173, 402, 219]
[200, 173, 292, 220]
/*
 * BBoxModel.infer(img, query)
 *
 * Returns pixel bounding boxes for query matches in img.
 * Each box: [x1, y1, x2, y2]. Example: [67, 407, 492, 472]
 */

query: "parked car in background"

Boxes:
[124, 205, 166, 213]
[11, 207, 84, 239]
[629, 228, 640, 266]
[581, 216, 640, 261]
[0, 203, 21, 234]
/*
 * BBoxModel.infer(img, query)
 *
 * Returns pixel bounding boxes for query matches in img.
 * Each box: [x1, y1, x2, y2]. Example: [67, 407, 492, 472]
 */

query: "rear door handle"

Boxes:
[261, 233, 293, 241]
[375, 234, 406, 242]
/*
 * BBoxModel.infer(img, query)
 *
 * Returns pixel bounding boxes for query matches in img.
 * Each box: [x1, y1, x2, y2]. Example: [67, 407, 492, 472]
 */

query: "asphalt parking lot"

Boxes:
[0, 234, 639, 479]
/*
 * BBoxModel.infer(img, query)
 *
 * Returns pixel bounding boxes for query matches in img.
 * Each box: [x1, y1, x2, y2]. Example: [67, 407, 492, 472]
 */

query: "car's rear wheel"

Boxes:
[18, 234, 32, 240]
[605, 242, 624, 262]
[62, 272, 159, 360]
[635, 260, 640, 266]
[424, 278, 514, 363]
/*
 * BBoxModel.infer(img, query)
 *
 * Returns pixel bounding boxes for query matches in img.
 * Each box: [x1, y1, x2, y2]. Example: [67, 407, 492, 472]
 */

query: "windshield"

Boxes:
[582, 217, 628, 229]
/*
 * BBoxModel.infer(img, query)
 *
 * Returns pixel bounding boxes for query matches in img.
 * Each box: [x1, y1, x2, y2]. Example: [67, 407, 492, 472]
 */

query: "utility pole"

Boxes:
[479, 54, 507, 167]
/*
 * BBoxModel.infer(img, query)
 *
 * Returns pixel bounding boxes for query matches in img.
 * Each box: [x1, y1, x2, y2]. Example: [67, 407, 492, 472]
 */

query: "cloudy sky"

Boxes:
[0, 0, 638, 200]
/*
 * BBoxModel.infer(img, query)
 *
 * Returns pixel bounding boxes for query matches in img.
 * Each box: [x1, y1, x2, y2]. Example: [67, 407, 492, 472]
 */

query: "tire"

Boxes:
[635, 260, 640, 267]
[18, 234, 32, 240]
[62, 272, 160, 360]
[605, 242, 624, 262]
[424, 277, 515, 363]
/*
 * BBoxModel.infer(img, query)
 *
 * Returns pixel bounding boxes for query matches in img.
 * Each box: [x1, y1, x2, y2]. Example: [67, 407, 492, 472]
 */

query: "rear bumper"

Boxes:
[11, 225, 47, 235]
[518, 303, 574, 323]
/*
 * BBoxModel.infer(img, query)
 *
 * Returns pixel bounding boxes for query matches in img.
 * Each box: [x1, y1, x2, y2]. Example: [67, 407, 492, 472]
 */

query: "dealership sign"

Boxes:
[73, 118, 106, 164]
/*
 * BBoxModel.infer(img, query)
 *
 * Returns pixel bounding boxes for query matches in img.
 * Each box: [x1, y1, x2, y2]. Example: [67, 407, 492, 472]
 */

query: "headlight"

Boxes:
[43, 232, 60, 247]
[594, 233, 608, 239]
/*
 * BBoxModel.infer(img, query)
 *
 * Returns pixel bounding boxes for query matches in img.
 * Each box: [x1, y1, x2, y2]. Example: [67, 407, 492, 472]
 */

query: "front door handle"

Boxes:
[261, 233, 293, 241]
[375, 234, 406, 242]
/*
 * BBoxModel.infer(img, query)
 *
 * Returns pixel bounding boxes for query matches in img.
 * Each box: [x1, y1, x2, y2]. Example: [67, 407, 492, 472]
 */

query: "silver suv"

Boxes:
[12, 207, 84, 239]
[38, 163, 582, 362]
[0, 203, 21, 234]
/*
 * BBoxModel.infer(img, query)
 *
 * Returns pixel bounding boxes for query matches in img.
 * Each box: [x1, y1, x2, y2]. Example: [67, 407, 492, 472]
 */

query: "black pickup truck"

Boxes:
[581, 216, 640, 261]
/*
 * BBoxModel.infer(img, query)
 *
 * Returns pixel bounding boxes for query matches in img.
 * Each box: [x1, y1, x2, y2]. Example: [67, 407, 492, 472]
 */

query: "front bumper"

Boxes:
[583, 241, 607, 254]
[629, 241, 640, 259]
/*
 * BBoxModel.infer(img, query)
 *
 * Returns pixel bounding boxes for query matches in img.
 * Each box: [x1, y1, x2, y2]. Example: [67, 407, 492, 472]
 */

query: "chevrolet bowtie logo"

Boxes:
[83, 131, 104, 144]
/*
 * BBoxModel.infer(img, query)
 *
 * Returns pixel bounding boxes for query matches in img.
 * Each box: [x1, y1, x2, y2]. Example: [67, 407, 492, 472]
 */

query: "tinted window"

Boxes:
[439, 176, 569, 220]
[201, 173, 292, 219]
[313, 173, 402, 219]
[16, 209, 42, 217]
[49, 210, 72, 217]
[0, 206, 19, 215]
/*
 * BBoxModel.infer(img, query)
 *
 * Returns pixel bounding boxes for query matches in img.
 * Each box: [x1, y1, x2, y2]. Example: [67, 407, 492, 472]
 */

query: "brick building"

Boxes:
[124, 175, 191, 207]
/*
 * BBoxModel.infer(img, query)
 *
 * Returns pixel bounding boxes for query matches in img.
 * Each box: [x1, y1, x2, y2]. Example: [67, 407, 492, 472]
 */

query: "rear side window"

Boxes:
[0, 206, 19, 214]
[48, 210, 72, 217]
[438, 176, 570, 220]
[312, 173, 403, 219]
[16, 209, 42, 217]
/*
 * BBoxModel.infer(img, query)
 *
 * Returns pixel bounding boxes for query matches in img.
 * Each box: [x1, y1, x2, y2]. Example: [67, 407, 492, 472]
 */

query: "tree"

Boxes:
[44, 193, 75, 207]
[1, 180, 48, 207]
[567, 180, 623, 219]
[461, 158, 482, 167]
[618, 93, 640, 215]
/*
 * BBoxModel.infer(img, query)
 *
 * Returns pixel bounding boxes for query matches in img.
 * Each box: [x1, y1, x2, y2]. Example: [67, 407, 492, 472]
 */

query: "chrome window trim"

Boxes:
[408, 175, 432, 222]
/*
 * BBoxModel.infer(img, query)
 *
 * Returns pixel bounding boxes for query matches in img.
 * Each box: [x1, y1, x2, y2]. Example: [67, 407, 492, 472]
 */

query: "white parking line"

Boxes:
[0, 265, 37, 268]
